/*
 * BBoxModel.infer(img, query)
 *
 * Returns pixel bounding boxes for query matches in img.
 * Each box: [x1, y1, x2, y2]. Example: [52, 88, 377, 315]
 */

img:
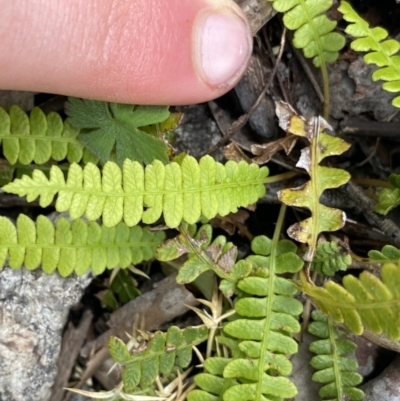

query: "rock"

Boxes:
[0, 267, 91, 401]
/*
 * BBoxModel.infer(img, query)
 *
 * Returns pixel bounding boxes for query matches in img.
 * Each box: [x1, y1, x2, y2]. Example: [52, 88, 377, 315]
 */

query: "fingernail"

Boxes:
[194, 9, 252, 87]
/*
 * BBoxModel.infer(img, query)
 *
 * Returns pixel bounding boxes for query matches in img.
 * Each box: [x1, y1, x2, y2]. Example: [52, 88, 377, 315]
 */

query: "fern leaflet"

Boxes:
[339, 1, 400, 108]
[2, 155, 269, 228]
[309, 310, 364, 401]
[0, 106, 97, 165]
[375, 173, 400, 215]
[268, 0, 345, 67]
[311, 240, 352, 276]
[299, 262, 400, 339]
[0, 214, 165, 277]
[108, 326, 208, 392]
[368, 244, 400, 263]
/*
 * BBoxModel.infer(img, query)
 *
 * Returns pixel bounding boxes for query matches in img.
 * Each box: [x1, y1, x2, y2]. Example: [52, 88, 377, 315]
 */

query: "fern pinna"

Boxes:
[299, 261, 400, 340]
[339, 1, 400, 108]
[0, 105, 97, 165]
[2, 155, 269, 228]
[108, 326, 208, 394]
[309, 310, 364, 401]
[0, 214, 165, 277]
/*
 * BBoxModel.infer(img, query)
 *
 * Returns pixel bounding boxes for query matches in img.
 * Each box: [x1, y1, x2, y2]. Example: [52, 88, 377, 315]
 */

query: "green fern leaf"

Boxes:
[299, 262, 400, 339]
[157, 223, 240, 286]
[0, 214, 165, 276]
[0, 105, 97, 165]
[338, 1, 400, 108]
[268, 0, 344, 67]
[3, 155, 268, 228]
[309, 310, 364, 401]
[311, 240, 352, 276]
[276, 102, 351, 261]
[109, 326, 208, 392]
[221, 229, 304, 400]
[368, 244, 400, 263]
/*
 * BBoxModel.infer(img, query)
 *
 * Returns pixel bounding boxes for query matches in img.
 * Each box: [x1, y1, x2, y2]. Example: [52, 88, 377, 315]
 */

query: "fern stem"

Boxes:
[256, 203, 287, 401]
[263, 171, 300, 184]
[328, 317, 343, 400]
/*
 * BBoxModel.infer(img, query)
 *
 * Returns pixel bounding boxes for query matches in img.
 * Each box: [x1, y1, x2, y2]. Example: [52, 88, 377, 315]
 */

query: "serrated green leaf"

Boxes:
[109, 336, 131, 363]
[66, 98, 170, 166]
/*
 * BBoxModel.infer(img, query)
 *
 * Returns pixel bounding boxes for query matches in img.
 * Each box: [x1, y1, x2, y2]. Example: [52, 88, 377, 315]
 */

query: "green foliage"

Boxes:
[339, 1, 400, 108]
[191, 226, 304, 400]
[0, 105, 97, 165]
[299, 262, 400, 339]
[108, 325, 208, 392]
[369, 244, 400, 263]
[66, 97, 170, 166]
[267, 0, 345, 67]
[2, 155, 268, 228]
[156, 223, 240, 289]
[311, 240, 352, 276]
[0, 214, 165, 277]
[375, 174, 400, 215]
[309, 310, 364, 401]
[276, 101, 351, 261]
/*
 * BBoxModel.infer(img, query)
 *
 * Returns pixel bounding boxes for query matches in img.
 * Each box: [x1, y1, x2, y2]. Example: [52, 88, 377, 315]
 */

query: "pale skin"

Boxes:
[0, 0, 253, 105]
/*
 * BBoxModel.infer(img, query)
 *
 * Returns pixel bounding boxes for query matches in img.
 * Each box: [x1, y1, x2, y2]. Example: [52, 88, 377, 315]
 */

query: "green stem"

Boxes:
[255, 203, 287, 401]
[263, 171, 301, 184]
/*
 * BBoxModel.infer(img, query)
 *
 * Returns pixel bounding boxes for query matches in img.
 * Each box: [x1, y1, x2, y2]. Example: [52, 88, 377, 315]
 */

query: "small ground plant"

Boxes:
[1, 1, 400, 400]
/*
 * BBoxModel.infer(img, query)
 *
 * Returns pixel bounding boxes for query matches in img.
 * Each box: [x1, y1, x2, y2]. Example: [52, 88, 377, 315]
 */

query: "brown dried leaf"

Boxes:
[251, 134, 299, 164]
[224, 141, 253, 163]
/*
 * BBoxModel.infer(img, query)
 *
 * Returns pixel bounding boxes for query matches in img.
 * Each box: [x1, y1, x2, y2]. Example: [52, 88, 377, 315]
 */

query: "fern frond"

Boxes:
[368, 244, 400, 263]
[277, 102, 351, 261]
[268, 0, 345, 67]
[215, 206, 304, 401]
[311, 240, 352, 276]
[108, 326, 208, 392]
[0, 105, 97, 165]
[0, 214, 165, 277]
[339, 1, 400, 108]
[374, 173, 400, 215]
[309, 310, 364, 401]
[3, 155, 269, 228]
[157, 223, 240, 288]
[299, 262, 400, 339]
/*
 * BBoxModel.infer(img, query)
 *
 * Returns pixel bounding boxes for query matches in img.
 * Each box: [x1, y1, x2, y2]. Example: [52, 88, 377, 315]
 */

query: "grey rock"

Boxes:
[0, 267, 91, 401]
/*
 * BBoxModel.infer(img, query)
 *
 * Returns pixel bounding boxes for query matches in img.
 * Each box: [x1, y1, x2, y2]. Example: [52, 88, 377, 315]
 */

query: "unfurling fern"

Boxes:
[108, 326, 208, 393]
[299, 262, 400, 339]
[0, 214, 165, 277]
[339, 1, 400, 108]
[309, 310, 364, 401]
[2, 155, 269, 228]
[311, 240, 352, 276]
[0, 106, 97, 165]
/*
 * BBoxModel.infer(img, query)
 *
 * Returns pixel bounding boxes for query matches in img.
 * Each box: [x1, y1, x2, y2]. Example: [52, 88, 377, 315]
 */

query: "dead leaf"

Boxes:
[224, 141, 253, 163]
[251, 134, 298, 164]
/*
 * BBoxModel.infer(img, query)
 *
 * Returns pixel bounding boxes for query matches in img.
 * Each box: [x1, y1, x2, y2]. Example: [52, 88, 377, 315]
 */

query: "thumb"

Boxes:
[0, 0, 252, 105]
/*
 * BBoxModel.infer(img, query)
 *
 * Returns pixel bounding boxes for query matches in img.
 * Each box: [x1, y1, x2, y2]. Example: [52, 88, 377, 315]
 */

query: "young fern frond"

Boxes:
[268, 0, 345, 116]
[311, 240, 352, 276]
[108, 326, 208, 392]
[374, 173, 400, 215]
[299, 262, 400, 339]
[0, 106, 97, 165]
[339, 1, 400, 108]
[2, 155, 269, 228]
[0, 214, 165, 277]
[309, 310, 364, 401]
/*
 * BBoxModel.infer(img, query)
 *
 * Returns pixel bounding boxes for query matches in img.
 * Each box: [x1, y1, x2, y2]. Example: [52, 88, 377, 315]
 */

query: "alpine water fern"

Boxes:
[339, 1, 400, 108]
[2, 155, 269, 228]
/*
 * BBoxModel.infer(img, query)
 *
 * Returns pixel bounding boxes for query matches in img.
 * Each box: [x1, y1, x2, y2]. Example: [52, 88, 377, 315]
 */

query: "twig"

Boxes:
[347, 181, 400, 248]
[205, 27, 287, 156]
